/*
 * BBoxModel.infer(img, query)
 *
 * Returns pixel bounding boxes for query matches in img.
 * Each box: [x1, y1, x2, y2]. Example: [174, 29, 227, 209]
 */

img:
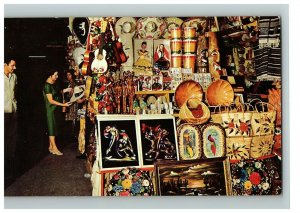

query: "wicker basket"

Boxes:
[179, 98, 210, 124]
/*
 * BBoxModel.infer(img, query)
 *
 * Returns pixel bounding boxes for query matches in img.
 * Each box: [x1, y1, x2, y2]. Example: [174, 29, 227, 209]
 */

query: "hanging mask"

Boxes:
[73, 18, 90, 45]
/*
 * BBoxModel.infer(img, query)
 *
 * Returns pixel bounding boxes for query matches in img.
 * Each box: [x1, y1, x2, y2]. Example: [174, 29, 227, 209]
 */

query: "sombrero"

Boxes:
[162, 17, 183, 39]
[137, 17, 166, 39]
[70, 85, 85, 102]
[115, 17, 137, 37]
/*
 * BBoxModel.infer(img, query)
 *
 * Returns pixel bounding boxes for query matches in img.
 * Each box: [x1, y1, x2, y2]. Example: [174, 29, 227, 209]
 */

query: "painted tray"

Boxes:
[201, 123, 226, 158]
[177, 123, 202, 160]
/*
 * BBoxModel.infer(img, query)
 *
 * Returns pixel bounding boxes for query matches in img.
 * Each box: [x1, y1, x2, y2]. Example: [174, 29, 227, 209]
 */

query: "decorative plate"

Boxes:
[182, 17, 207, 34]
[201, 123, 226, 158]
[162, 17, 184, 39]
[177, 124, 201, 160]
[137, 17, 166, 39]
[115, 17, 137, 37]
[106, 168, 154, 196]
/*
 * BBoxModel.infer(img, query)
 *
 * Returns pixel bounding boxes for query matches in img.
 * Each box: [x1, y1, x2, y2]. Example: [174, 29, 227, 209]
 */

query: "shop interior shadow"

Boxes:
[4, 18, 71, 188]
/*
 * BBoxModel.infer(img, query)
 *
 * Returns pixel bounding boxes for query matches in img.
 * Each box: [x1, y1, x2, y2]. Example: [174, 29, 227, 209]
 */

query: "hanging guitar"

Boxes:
[91, 33, 108, 74]
[81, 41, 94, 76]
[105, 19, 128, 68]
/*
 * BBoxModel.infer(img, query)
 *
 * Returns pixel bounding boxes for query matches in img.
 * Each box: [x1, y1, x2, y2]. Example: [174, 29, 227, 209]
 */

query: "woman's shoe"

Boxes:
[49, 148, 63, 156]
[52, 149, 63, 156]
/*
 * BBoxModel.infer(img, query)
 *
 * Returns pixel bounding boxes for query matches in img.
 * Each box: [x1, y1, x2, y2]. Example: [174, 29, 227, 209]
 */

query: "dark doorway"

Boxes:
[4, 18, 70, 188]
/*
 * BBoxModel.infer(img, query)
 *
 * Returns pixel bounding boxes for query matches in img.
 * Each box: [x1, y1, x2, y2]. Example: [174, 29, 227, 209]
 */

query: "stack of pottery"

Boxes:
[170, 27, 182, 68]
[182, 27, 197, 72]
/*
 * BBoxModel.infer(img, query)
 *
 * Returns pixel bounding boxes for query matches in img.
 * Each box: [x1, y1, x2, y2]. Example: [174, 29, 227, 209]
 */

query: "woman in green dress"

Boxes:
[43, 69, 70, 155]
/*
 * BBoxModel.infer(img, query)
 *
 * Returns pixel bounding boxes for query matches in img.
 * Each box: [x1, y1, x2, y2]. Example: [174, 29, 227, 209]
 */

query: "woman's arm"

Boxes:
[46, 94, 70, 107]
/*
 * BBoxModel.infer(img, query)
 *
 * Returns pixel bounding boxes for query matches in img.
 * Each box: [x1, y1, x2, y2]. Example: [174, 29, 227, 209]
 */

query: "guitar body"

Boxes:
[113, 41, 128, 64]
[81, 50, 94, 76]
[91, 49, 108, 74]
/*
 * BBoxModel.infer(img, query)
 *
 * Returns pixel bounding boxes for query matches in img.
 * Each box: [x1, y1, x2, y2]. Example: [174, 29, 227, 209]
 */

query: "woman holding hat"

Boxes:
[43, 69, 71, 156]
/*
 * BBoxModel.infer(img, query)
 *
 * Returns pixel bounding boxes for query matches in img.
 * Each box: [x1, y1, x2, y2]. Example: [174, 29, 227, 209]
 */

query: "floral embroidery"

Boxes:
[249, 172, 261, 185]
[122, 179, 132, 189]
[230, 158, 275, 195]
[106, 168, 154, 196]
[244, 181, 252, 190]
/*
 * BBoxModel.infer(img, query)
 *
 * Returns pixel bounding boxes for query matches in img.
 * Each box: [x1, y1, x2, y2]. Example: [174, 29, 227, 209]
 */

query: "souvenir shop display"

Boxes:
[65, 16, 282, 196]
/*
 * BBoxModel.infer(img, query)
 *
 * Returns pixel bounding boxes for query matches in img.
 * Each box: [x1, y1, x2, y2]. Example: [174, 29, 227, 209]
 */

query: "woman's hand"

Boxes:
[62, 102, 72, 107]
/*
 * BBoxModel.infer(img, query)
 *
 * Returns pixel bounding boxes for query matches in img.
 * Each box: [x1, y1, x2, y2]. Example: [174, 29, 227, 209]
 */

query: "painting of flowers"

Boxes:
[102, 167, 155, 196]
[230, 157, 282, 195]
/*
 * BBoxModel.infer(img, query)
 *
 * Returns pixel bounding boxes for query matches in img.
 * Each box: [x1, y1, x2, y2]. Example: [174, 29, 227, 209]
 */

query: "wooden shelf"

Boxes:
[135, 90, 175, 95]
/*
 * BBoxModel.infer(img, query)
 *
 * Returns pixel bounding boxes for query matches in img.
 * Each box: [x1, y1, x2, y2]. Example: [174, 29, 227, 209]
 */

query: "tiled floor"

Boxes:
[5, 142, 92, 196]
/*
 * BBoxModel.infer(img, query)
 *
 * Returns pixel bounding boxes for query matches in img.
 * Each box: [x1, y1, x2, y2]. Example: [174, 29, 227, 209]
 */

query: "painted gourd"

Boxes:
[175, 80, 203, 107]
[206, 79, 234, 106]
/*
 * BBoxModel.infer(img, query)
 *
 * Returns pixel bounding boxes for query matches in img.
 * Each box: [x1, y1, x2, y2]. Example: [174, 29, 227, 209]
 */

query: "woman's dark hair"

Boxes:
[142, 41, 147, 46]
[65, 69, 75, 80]
[46, 69, 58, 79]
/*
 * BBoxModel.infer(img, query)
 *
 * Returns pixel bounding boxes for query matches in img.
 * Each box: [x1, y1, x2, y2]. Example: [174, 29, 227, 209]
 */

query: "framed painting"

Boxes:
[153, 39, 171, 70]
[155, 157, 232, 196]
[177, 124, 202, 160]
[133, 39, 154, 76]
[96, 115, 141, 170]
[138, 115, 179, 166]
[201, 123, 226, 158]
[100, 167, 156, 196]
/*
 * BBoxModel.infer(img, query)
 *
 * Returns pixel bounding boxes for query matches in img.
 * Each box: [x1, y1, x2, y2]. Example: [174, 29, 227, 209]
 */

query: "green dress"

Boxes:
[43, 82, 62, 136]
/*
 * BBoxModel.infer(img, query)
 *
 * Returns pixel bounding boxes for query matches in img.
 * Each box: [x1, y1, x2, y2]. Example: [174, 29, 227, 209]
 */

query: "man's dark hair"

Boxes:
[4, 55, 15, 65]
[46, 68, 58, 79]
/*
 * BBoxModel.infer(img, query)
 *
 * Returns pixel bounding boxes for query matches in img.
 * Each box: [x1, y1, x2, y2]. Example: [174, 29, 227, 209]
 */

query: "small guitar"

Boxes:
[91, 34, 108, 74]
[91, 48, 108, 74]
[81, 44, 95, 76]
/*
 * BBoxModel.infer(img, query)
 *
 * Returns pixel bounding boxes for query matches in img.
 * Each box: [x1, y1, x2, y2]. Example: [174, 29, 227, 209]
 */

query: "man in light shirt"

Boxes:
[4, 56, 18, 187]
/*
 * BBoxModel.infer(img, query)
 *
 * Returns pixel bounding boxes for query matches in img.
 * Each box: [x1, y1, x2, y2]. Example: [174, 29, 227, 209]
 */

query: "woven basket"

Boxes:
[250, 134, 275, 158]
[251, 102, 276, 136]
[226, 137, 252, 160]
[179, 98, 210, 124]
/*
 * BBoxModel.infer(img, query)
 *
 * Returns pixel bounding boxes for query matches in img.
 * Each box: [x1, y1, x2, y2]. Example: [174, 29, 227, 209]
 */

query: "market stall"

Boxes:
[66, 16, 282, 196]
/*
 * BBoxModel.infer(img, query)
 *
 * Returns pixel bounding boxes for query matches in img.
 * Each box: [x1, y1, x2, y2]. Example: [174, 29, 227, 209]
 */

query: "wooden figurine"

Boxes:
[113, 81, 123, 114]
[205, 32, 221, 80]
[122, 80, 128, 113]
[196, 35, 208, 73]
[127, 78, 135, 114]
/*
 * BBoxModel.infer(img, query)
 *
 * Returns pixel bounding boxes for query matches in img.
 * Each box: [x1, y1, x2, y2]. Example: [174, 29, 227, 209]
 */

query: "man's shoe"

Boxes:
[76, 153, 87, 159]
